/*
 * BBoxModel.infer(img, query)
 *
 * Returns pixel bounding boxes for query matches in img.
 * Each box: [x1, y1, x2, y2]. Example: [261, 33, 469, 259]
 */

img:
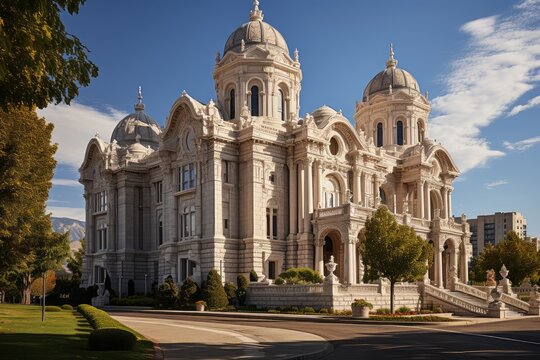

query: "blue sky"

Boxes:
[40, 0, 540, 236]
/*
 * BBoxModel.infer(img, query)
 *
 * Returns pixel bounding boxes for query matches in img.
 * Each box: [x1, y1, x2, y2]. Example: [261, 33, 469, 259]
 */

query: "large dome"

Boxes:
[223, 1, 289, 56]
[363, 46, 420, 100]
[110, 89, 161, 149]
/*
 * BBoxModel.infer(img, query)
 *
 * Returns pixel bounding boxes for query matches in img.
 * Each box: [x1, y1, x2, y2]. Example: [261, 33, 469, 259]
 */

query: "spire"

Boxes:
[386, 43, 398, 68]
[135, 86, 145, 111]
[250, 0, 264, 21]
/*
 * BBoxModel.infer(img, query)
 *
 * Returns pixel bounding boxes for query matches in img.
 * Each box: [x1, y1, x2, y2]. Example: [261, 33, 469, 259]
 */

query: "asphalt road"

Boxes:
[111, 311, 540, 359]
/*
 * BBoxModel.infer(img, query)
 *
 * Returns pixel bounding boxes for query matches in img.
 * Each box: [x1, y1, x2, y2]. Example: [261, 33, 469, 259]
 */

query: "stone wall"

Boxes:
[246, 281, 422, 311]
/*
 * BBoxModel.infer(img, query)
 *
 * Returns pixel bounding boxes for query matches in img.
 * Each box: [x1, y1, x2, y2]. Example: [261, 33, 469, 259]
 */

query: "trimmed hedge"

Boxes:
[277, 268, 323, 284]
[61, 304, 73, 310]
[88, 328, 136, 351]
[110, 295, 155, 307]
[45, 305, 62, 312]
[78, 304, 143, 351]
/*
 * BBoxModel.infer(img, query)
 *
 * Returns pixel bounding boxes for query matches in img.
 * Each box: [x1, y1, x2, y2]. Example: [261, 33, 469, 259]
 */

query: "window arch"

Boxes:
[229, 88, 235, 120]
[376, 122, 383, 147]
[323, 176, 341, 208]
[396, 120, 404, 145]
[277, 89, 285, 121]
[250, 86, 259, 116]
[418, 120, 425, 142]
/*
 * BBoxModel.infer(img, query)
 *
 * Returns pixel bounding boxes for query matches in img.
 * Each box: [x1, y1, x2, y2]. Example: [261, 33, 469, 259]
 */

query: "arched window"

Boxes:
[379, 187, 387, 205]
[376, 122, 383, 147]
[250, 86, 259, 116]
[397, 120, 404, 145]
[278, 89, 285, 121]
[229, 89, 235, 120]
[324, 177, 340, 208]
[418, 121, 425, 142]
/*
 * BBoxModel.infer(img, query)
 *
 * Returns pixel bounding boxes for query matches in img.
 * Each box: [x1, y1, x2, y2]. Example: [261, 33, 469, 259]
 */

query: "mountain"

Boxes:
[51, 217, 85, 244]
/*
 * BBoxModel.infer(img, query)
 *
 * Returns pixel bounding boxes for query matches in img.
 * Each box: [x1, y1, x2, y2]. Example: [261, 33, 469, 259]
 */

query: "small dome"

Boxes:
[363, 45, 420, 100]
[223, 2, 289, 55]
[312, 105, 337, 125]
[110, 88, 161, 149]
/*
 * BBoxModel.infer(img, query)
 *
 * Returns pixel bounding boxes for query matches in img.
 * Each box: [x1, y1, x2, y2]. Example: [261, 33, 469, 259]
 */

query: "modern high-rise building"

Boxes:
[467, 212, 527, 256]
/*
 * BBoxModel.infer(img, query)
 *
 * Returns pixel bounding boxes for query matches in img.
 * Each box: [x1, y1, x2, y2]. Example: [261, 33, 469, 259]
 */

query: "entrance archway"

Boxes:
[441, 238, 457, 288]
[322, 230, 344, 281]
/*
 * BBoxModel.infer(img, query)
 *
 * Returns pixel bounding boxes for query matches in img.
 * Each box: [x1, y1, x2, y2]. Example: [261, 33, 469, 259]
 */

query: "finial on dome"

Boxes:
[294, 48, 299, 62]
[386, 43, 398, 68]
[250, 0, 264, 21]
[135, 86, 145, 111]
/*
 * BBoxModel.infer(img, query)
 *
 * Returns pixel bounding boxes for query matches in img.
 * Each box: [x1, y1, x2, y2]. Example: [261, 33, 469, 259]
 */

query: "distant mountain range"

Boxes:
[51, 217, 85, 252]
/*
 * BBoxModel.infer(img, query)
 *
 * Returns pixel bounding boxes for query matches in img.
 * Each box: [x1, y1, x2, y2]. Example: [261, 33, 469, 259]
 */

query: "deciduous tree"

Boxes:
[30, 270, 57, 297]
[360, 206, 430, 313]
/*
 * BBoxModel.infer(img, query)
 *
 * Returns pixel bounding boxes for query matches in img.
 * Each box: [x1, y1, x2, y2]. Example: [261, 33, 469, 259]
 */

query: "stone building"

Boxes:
[467, 212, 528, 256]
[80, 1, 471, 295]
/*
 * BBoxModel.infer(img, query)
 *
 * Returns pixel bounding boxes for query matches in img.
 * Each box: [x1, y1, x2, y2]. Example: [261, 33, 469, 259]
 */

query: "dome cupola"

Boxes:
[362, 45, 420, 101]
[110, 87, 161, 149]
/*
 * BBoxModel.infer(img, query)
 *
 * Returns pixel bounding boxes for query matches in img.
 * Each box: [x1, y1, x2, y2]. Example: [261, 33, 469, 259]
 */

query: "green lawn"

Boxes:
[0, 304, 153, 360]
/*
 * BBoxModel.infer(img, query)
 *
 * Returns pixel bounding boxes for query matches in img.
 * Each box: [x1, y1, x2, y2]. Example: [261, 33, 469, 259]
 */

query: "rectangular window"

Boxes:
[268, 261, 276, 280]
[181, 206, 196, 239]
[179, 258, 197, 282]
[266, 208, 271, 238]
[222, 160, 229, 183]
[266, 208, 277, 240]
[178, 163, 197, 191]
[94, 191, 108, 212]
[96, 225, 107, 251]
[272, 212, 278, 240]
[158, 216, 163, 245]
[224, 219, 229, 230]
[155, 181, 163, 203]
[94, 266, 106, 284]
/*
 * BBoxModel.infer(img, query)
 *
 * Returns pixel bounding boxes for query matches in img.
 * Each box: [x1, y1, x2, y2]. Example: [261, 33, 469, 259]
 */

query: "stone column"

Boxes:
[436, 245, 444, 288]
[344, 238, 355, 285]
[318, 162, 324, 209]
[417, 181, 424, 219]
[448, 189, 453, 218]
[288, 159, 297, 236]
[297, 162, 304, 234]
[425, 183, 431, 221]
[107, 184, 116, 251]
[315, 238, 324, 276]
[353, 167, 360, 204]
[441, 187, 448, 219]
[304, 159, 313, 233]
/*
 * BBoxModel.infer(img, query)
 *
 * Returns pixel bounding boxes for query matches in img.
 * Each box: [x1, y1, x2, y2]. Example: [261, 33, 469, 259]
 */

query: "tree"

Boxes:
[202, 270, 228, 309]
[179, 277, 200, 306]
[67, 238, 85, 280]
[236, 275, 248, 306]
[360, 206, 430, 313]
[30, 270, 56, 297]
[474, 231, 540, 285]
[0, 0, 98, 109]
[156, 277, 179, 307]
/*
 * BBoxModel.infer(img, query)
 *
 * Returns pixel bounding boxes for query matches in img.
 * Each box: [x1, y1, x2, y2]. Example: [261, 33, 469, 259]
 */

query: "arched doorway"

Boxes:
[322, 230, 343, 281]
[441, 238, 457, 288]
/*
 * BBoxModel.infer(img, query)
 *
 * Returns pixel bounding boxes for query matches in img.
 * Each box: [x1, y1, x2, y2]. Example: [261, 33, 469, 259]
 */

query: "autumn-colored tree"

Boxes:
[0, 0, 98, 109]
[30, 270, 57, 297]
[360, 206, 430, 313]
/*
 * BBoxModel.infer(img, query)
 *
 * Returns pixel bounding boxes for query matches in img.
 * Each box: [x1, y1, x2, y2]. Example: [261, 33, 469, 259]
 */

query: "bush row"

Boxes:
[110, 295, 155, 307]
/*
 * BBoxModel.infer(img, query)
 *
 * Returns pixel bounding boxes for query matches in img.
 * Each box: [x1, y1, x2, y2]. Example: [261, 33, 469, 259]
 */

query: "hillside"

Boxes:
[51, 217, 85, 250]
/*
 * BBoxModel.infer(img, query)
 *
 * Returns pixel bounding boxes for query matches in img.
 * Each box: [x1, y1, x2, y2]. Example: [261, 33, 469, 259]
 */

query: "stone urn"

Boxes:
[195, 301, 206, 312]
[351, 299, 372, 319]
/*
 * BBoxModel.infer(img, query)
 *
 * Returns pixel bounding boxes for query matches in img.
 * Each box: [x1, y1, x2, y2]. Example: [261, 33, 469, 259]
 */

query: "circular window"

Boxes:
[329, 137, 339, 156]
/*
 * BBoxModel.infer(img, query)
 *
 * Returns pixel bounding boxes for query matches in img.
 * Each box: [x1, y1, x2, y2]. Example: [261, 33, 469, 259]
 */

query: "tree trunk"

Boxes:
[18, 274, 32, 305]
[390, 281, 395, 314]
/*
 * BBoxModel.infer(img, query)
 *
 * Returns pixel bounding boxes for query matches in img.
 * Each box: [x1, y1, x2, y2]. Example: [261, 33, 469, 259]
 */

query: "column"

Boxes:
[417, 181, 424, 219]
[297, 162, 304, 234]
[288, 160, 297, 236]
[448, 189, 453, 218]
[425, 183, 431, 221]
[441, 187, 448, 219]
[353, 167, 360, 204]
[304, 159, 313, 233]
[364, 173, 371, 207]
[346, 238, 356, 285]
[315, 240, 324, 276]
[436, 245, 444, 288]
[318, 162, 324, 209]
[107, 185, 116, 251]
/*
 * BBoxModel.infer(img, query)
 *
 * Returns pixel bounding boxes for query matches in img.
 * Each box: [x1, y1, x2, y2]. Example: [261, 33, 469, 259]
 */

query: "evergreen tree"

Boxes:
[236, 275, 248, 306]
[179, 277, 200, 306]
[360, 206, 430, 313]
[202, 270, 228, 309]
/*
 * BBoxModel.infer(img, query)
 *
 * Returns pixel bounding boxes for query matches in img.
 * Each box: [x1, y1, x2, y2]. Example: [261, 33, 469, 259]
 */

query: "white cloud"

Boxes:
[503, 135, 540, 151]
[47, 206, 86, 221]
[51, 178, 83, 187]
[37, 102, 127, 169]
[486, 180, 509, 190]
[430, 0, 540, 173]
[508, 95, 540, 116]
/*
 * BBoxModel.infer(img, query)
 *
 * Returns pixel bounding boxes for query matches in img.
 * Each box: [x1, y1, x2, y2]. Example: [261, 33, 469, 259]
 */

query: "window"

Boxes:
[418, 121, 425, 142]
[324, 177, 340, 208]
[268, 261, 276, 280]
[94, 266, 106, 284]
[154, 181, 163, 203]
[269, 172, 275, 184]
[158, 215, 163, 245]
[178, 163, 196, 191]
[222, 160, 230, 183]
[266, 208, 278, 239]
[376, 122, 383, 147]
[397, 120, 404, 145]
[278, 89, 285, 121]
[179, 258, 196, 282]
[379, 187, 387, 205]
[229, 89, 235, 120]
[329, 137, 339, 155]
[97, 224, 107, 250]
[181, 205, 196, 239]
[224, 219, 229, 230]
[250, 85, 259, 116]
[94, 191, 108, 212]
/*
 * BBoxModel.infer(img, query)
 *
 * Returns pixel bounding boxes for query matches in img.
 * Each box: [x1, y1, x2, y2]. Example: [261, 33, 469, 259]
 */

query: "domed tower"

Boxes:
[213, 0, 302, 122]
[355, 45, 430, 151]
[110, 87, 161, 150]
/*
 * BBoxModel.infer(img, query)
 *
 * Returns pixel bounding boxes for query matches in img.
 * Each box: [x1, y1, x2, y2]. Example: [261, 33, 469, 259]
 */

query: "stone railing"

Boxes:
[455, 282, 488, 301]
[501, 293, 530, 313]
[248, 283, 324, 294]
[343, 284, 379, 294]
[424, 284, 488, 316]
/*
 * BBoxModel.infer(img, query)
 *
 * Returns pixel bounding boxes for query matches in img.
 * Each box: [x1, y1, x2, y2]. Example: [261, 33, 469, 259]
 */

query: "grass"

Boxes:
[0, 304, 153, 360]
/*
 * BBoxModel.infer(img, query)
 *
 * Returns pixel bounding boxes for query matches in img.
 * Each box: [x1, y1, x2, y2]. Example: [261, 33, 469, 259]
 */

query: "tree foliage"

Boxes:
[360, 206, 430, 313]
[471, 231, 540, 285]
[156, 276, 179, 307]
[179, 277, 200, 306]
[202, 270, 228, 309]
[0, 0, 98, 109]
[67, 238, 85, 279]
[30, 270, 57, 297]
[277, 267, 323, 284]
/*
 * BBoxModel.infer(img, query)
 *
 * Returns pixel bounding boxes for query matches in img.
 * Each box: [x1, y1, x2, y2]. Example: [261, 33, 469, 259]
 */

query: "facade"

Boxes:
[80, 1, 472, 295]
[467, 212, 528, 256]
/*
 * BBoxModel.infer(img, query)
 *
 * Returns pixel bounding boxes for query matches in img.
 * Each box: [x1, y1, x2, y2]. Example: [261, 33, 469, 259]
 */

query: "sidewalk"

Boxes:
[112, 314, 331, 360]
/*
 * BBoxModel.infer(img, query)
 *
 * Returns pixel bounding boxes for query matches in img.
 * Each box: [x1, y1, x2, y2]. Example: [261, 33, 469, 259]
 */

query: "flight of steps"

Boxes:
[447, 291, 523, 317]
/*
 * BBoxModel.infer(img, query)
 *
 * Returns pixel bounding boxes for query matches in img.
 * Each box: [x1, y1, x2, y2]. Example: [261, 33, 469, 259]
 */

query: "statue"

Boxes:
[486, 269, 497, 287]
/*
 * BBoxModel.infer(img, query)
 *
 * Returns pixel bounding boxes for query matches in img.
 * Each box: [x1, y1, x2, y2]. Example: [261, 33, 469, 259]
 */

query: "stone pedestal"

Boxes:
[487, 301, 507, 318]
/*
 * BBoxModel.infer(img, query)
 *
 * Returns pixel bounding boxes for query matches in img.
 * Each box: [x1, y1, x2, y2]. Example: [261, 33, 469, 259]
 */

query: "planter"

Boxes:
[195, 303, 205, 312]
[352, 306, 370, 318]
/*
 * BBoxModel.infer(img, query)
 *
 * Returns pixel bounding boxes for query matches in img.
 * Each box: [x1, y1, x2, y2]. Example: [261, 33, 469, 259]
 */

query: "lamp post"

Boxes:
[41, 271, 45, 322]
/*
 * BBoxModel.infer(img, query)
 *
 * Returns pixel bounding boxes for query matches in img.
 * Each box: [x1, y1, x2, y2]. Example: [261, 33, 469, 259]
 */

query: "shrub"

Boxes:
[249, 270, 258, 282]
[420, 309, 433, 314]
[179, 277, 200, 306]
[223, 282, 238, 305]
[127, 279, 135, 297]
[302, 306, 315, 313]
[376, 308, 391, 315]
[278, 268, 323, 284]
[319, 308, 329, 314]
[274, 277, 285, 285]
[109, 295, 155, 307]
[268, 309, 280, 313]
[61, 304, 73, 310]
[202, 270, 228, 309]
[351, 299, 373, 309]
[45, 305, 62, 312]
[156, 277, 179, 307]
[396, 306, 411, 314]
[88, 328, 136, 351]
[236, 275, 248, 306]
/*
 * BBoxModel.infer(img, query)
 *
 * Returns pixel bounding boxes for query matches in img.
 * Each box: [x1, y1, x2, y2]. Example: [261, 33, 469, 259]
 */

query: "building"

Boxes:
[80, 1, 471, 295]
[467, 212, 528, 256]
